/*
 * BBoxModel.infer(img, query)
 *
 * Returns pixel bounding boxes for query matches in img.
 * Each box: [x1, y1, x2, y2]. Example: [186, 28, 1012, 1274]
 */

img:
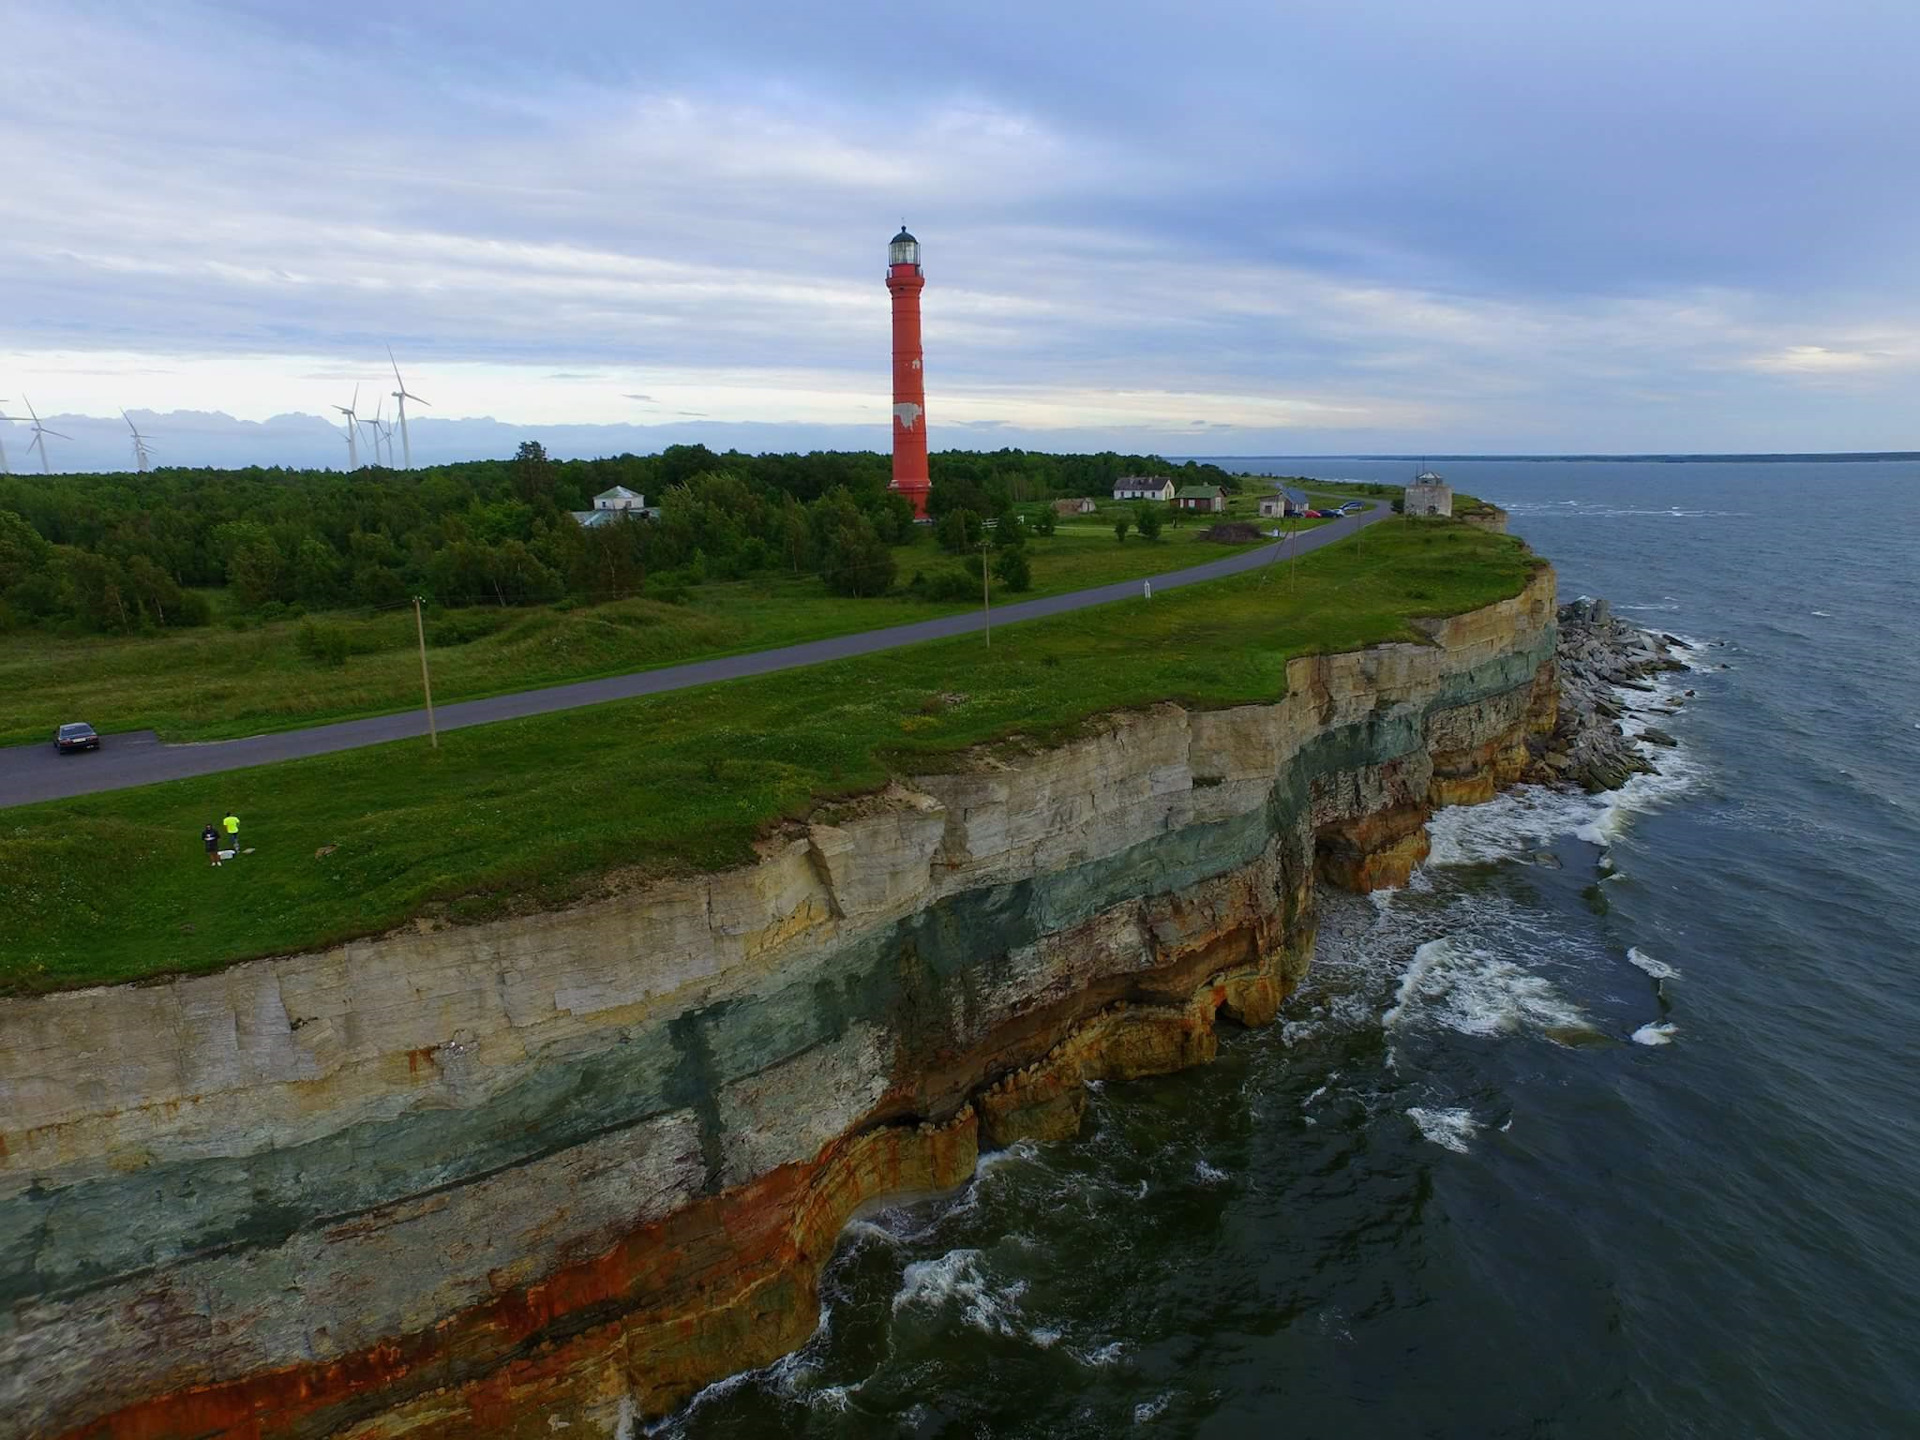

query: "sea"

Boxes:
[654, 458, 1920, 1440]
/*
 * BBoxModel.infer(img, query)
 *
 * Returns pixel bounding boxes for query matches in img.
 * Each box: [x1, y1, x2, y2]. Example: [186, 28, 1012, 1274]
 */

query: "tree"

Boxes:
[1113, 513, 1132, 543]
[818, 510, 895, 596]
[1032, 507, 1057, 537]
[994, 506, 1025, 547]
[937, 508, 981, 555]
[1134, 504, 1163, 542]
[992, 544, 1031, 592]
[226, 539, 284, 610]
[512, 441, 556, 505]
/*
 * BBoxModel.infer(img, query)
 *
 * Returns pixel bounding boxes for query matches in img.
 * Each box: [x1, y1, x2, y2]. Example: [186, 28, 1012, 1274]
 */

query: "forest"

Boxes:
[0, 445, 1239, 635]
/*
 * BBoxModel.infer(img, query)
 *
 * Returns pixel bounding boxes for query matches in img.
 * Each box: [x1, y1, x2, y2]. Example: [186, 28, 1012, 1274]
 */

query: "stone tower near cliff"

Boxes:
[1406, 467, 1453, 517]
[886, 225, 931, 520]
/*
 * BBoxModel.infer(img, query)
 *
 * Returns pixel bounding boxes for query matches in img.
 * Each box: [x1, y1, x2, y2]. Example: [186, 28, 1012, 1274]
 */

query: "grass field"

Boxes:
[0, 517, 1536, 994]
[0, 516, 1300, 746]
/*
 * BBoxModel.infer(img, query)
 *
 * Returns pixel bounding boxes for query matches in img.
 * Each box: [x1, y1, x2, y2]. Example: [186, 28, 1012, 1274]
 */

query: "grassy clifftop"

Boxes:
[0, 519, 1539, 995]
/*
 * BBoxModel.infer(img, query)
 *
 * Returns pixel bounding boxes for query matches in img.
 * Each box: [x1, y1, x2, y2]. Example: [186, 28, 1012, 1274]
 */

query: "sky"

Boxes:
[3, 0, 1919, 470]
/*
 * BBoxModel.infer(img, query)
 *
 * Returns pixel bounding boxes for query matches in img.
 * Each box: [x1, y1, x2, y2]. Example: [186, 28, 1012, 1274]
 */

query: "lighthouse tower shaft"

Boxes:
[886, 228, 930, 519]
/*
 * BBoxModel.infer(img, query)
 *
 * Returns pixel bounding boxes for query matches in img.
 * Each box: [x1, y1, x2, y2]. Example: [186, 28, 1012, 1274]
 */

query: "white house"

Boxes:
[1404, 470, 1453, 517]
[571, 485, 660, 528]
[1112, 476, 1174, 502]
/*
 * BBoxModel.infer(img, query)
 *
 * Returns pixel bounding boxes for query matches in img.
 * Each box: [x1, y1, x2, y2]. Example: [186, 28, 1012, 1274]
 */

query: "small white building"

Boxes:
[571, 485, 660, 528]
[595, 486, 646, 511]
[1405, 470, 1453, 517]
[1052, 497, 1097, 515]
[1113, 477, 1174, 502]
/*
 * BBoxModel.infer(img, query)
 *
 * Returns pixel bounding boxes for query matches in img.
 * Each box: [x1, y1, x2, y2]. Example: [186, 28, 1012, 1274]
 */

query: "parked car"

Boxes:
[55, 722, 100, 754]
[1339, 501, 1364, 513]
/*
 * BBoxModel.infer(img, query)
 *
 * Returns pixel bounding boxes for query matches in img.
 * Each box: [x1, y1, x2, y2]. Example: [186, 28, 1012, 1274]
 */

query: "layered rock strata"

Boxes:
[0, 568, 1556, 1440]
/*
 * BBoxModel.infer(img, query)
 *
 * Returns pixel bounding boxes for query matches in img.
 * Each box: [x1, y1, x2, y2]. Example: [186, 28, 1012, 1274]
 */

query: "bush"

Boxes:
[295, 621, 351, 667]
[1113, 514, 1132, 543]
[923, 567, 977, 602]
[992, 545, 1032, 592]
[428, 610, 509, 647]
[1134, 505, 1163, 542]
[1032, 509, 1057, 537]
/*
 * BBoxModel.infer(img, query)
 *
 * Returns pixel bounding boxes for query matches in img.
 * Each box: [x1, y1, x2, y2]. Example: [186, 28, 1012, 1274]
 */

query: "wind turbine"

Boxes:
[21, 397, 70, 475]
[123, 411, 156, 472]
[332, 384, 361, 469]
[361, 395, 389, 468]
[388, 346, 428, 470]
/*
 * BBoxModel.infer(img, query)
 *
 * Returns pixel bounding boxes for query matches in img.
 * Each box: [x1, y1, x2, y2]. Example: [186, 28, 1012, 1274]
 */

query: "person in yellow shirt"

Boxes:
[222, 811, 240, 855]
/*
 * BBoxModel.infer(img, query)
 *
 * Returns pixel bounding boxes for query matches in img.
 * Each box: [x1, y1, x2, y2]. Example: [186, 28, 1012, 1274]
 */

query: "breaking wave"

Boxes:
[1627, 947, 1680, 980]
[1383, 937, 1597, 1043]
[1407, 1106, 1479, 1153]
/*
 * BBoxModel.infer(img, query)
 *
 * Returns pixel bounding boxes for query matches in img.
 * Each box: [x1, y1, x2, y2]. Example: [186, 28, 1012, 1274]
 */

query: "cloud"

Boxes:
[1745, 345, 1898, 375]
[3, 2, 1920, 454]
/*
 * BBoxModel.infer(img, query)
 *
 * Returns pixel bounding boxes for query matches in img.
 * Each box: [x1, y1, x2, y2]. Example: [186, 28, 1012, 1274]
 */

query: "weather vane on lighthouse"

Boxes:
[886, 224, 931, 520]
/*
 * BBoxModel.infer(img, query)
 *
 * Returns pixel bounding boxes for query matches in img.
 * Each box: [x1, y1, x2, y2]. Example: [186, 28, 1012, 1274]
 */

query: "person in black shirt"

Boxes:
[204, 823, 222, 867]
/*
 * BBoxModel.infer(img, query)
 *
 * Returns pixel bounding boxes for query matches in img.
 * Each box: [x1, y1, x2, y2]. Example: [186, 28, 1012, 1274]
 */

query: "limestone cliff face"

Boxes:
[0, 568, 1555, 1440]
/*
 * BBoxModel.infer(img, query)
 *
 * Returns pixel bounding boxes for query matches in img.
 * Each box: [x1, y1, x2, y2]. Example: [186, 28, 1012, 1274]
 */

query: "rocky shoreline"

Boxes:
[1525, 595, 1693, 794]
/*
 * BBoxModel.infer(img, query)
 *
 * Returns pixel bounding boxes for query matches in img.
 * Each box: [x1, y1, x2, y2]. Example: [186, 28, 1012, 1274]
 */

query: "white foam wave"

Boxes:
[1426, 785, 1604, 865]
[1407, 1106, 1478, 1153]
[1134, 1393, 1173, 1424]
[975, 1138, 1039, 1176]
[1383, 937, 1594, 1041]
[1631, 1022, 1679, 1046]
[891, 1248, 1029, 1337]
[1078, 1340, 1127, 1368]
[1193, 1159, 1229, 1185]
[1626, 946, 1680, 980]
[1811, 610, 1833, 617]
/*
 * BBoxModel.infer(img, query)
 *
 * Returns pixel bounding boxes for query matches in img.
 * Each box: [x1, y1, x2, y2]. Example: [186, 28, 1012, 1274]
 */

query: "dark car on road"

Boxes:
[55, 722, 101, 754]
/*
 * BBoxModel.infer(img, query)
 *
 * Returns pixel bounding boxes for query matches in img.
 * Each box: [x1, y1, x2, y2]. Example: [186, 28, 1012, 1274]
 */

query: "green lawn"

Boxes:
[0, 520, 1273, 746]
[0, 518, 1535, 995]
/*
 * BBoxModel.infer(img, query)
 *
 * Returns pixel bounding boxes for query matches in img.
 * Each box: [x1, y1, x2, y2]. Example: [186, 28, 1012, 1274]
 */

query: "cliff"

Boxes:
[0, 567, 1556, 1440]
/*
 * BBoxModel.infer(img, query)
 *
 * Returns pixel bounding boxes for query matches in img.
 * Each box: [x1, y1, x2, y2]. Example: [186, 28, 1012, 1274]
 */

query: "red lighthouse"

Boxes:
[886, 226, 931, 520]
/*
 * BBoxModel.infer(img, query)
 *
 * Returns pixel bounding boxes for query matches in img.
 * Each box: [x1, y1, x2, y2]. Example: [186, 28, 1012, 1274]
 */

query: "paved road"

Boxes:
[0, 507, 1384, 808]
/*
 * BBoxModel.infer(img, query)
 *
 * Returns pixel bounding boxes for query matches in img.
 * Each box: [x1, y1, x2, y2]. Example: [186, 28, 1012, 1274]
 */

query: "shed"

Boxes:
[1052, 497, 1097, 515]
[1258, 487, 1310, 519]
[1173, 484, 1226, 513]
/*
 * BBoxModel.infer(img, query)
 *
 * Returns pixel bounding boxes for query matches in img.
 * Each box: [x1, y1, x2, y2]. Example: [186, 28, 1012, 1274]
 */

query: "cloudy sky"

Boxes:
[4, 0, 1918, 469]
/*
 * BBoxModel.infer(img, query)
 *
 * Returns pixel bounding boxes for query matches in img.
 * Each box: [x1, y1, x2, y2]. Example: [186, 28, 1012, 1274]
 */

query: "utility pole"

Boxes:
[980, 533, 993, 647]
[413, 596, 438, 749]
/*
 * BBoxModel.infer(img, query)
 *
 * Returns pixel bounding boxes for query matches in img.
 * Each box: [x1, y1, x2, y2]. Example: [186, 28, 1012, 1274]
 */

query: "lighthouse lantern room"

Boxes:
[886, 225, 931, 520]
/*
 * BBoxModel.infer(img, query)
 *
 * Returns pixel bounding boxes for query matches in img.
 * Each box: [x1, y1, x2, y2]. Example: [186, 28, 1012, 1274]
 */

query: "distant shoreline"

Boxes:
[1176, 452, 1920, 464]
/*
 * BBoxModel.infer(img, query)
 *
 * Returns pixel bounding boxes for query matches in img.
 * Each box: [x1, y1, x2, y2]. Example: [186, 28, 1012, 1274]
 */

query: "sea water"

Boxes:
[655, 458, 1920, 1439]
